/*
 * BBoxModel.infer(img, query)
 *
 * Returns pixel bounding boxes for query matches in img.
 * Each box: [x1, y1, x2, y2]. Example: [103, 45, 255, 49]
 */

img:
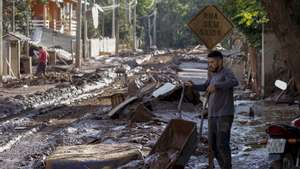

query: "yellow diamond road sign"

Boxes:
[188, 5, 234, 49]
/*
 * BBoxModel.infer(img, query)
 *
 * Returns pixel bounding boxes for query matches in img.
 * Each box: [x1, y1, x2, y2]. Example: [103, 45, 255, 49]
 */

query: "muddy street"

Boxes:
[1, 89, 298, 169]
[0, 49, 298, 169]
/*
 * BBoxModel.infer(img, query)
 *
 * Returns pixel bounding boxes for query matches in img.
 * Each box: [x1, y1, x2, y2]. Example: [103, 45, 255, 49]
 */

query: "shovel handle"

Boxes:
[177, 82, 185, 119]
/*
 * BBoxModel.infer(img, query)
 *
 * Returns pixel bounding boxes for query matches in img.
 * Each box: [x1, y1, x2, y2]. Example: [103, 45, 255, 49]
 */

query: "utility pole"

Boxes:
[83, 0, 88, 60]
[75, 0, 82, 68]
[102, 12, 105, 37]
[153, 8, 157, 48]
[132, 1, 137, 51]
[112, 0, 115, 38]
[0, 0, 3, 81]
[261, 24, 265, 97]
[115, 0, 119, 55]
[148, 16, 152, 49]
[26, 9, 30, 58]
[125, 0, 129, 23]
[12, 0, 15, 32]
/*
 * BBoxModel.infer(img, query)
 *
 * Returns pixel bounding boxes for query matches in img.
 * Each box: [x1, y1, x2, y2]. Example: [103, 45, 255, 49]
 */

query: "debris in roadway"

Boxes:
[152, 83, 177, 98]
[45, 143, 143, 169]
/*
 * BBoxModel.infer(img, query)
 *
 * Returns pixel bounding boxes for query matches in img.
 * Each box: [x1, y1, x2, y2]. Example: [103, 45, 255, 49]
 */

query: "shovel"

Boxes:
[199, 93, 209, 137]
[177, 81, 185, 119]
[202, 93, 213, 169]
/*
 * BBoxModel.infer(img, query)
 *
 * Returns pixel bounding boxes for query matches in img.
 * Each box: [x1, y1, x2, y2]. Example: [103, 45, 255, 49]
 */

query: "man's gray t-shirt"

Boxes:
[194, 68, 239, 117]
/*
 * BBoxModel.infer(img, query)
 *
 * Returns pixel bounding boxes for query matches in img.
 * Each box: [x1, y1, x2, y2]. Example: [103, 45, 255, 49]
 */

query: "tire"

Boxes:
[282, 153, 295, 169]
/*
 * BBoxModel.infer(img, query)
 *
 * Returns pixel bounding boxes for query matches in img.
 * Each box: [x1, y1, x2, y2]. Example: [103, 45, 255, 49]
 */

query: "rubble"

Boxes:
[0, 68, 117, 120]
[152, 83, 177, 98]
[129, 103, 154, 123]
[108, 96, 139, 118]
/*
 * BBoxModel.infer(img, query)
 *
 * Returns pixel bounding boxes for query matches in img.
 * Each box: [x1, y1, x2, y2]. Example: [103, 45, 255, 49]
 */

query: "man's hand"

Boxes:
[207, 84, 216, 93]
[184, 80, 194, 87]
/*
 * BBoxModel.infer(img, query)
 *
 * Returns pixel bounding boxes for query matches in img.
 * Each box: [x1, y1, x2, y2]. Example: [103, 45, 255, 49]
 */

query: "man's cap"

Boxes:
[207, 50, 223, 59]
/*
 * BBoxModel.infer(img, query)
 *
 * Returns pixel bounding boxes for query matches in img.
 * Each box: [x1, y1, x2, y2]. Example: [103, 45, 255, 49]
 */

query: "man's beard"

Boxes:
[209, 66, 219, 73]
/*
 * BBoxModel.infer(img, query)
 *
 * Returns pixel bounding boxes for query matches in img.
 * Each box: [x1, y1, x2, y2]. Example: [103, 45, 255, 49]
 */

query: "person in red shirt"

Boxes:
[36, 46, 48, 76]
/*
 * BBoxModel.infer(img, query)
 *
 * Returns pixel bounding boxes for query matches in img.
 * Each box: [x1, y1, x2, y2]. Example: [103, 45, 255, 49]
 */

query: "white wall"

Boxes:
[32, 28, 116, 57]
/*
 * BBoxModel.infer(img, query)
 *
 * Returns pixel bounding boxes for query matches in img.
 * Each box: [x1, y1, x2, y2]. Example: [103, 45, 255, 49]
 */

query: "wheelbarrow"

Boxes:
[148, 119, 198, 169]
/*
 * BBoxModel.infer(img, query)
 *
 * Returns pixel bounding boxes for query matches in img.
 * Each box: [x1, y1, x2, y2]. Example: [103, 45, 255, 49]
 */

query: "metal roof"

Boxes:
[3, 32, 31, 41]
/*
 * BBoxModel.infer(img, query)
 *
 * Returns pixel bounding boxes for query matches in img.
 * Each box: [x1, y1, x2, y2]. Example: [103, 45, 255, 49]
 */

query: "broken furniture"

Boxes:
[115, 67, 128, 88]
[111, 93, 126, 109]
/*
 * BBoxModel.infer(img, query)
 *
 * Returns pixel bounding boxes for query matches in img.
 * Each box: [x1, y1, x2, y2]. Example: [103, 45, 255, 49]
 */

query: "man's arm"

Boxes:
[214, 69, 239, 89]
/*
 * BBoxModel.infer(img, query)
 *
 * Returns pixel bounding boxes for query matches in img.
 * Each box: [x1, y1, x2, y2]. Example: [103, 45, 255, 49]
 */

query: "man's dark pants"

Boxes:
[208, 116, 234, 169]
[36, 63, 46, 76]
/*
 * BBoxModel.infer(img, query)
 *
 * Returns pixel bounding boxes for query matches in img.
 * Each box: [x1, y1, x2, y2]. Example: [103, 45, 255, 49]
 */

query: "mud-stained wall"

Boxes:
[224, 57, 245, 86]
[263, 27, 288, 96]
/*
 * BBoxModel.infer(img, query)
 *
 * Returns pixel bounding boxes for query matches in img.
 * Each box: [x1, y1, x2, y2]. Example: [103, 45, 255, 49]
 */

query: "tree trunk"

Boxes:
[262, 0, 300, 99]
[115, 0, 119, 55]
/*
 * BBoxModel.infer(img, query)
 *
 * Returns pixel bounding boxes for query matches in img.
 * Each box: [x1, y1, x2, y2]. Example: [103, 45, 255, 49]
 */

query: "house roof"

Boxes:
[3, 32, 31, 41]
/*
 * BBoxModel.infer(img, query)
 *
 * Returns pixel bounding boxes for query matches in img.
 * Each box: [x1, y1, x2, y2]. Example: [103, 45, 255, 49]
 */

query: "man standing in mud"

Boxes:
[186, 50, 239, 169]
[36, 46, 48, 77]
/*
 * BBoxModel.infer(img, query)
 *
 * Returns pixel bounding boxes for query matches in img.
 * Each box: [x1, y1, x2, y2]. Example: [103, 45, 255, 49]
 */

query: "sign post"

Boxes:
[188, 5, 233, 50]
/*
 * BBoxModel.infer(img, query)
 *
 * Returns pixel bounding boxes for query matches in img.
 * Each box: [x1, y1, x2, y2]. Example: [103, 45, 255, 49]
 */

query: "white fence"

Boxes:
[89, 38, 116, 57]
[32, 19, 50, 28]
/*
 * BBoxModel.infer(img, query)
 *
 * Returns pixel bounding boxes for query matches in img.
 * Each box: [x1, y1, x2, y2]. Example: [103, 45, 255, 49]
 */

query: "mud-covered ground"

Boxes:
[0, 49, 298, 169]
[2, 95, 297, 169]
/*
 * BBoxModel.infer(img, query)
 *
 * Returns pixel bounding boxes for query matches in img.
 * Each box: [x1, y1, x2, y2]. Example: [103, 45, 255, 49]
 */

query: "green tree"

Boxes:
[3, 0, 31, 35]
[219, 0, 268, 48]
[156, 0, 203, 48]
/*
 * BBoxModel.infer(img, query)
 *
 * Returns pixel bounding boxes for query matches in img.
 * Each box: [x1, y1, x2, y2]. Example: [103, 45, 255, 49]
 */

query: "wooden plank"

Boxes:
[45, 143, 142, 169]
